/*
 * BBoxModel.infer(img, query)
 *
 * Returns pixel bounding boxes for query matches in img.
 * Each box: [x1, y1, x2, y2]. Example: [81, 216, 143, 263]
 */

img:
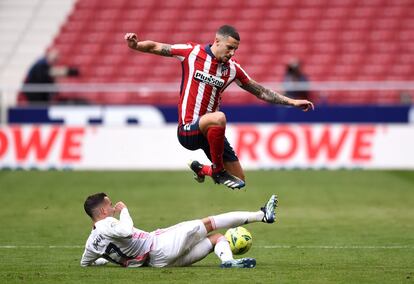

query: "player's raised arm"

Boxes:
[124, 33, 172, 57]
[109, 201, 134, 238]
[240, 79, 314, 112]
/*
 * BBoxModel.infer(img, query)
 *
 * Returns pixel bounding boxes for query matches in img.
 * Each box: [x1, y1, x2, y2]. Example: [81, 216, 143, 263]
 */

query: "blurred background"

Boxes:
[0, 0, 413, 169]
[1, 3, 413, 282]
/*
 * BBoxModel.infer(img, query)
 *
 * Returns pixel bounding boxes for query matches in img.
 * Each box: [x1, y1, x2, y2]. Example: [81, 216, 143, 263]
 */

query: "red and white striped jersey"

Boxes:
[171, 43, 251, 125]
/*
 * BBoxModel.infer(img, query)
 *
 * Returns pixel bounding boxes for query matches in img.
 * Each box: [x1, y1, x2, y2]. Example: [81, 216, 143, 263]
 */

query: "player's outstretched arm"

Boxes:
[241, 79, 314, 111]
[124, 33, 172, 57]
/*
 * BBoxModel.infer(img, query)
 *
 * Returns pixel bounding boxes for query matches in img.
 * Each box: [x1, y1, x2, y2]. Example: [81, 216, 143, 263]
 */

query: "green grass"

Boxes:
[0, 170, 413, 283]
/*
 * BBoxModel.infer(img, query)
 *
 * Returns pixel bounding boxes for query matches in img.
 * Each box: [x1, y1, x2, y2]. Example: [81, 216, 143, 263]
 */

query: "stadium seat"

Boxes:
[45, 0, 414, 105]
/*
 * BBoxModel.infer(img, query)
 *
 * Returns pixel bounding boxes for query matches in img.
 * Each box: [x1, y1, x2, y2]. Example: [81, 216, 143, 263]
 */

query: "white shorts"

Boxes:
[148, 220, 207, 267]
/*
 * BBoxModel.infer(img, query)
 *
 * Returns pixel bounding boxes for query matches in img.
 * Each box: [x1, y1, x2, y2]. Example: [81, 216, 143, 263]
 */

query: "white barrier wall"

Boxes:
[0, 124, 413, 170]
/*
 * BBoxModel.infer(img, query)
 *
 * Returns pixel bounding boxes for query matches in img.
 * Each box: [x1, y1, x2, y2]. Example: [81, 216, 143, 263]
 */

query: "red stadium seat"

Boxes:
[49, 0, 414, 105]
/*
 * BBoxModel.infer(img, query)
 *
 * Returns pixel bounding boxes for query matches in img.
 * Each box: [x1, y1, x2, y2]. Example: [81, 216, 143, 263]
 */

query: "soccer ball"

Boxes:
[224, 226, 253, 255]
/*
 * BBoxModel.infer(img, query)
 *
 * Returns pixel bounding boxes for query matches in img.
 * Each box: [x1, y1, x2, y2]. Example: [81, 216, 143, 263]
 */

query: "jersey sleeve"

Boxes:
[80, 252, 109, 267]
[170, 42, 194, 62]
[234, 62, 251, 86]
[104, 209, 134, 238]
[80, 247, 101, 267]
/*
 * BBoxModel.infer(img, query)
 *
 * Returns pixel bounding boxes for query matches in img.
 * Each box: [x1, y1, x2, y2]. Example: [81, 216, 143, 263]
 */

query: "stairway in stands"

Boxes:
[0, 0, 76, 106]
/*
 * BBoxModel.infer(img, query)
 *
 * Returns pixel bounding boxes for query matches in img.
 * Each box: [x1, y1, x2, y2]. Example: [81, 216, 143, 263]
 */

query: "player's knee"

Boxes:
[200, 112, 227, 131]
[209, 111, 227, 127]
[208, 233, 224, 245]
[202, 217, 214, 232]
[213, 112, 226, 127]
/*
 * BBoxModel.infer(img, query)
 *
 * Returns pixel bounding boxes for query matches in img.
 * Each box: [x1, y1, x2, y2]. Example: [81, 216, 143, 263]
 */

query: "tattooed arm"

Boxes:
[240, 79, 314, 111]
[124, 33, 172, 57]
[241, 79, 291, 105]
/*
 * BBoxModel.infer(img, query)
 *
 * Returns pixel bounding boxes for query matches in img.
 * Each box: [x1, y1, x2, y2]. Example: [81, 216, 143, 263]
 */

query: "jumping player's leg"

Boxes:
[187, 112, 245, 189]
[198, 112, 227, 173]
[177, 115, 220, 179]
[190, 138, 245, 181]
[177, 112, 244, 189]
[224, 160, 245, 182]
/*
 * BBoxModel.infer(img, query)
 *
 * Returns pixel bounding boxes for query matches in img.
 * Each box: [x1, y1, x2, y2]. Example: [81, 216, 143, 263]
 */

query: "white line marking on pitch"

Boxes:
[260, 245, 414, 249]
[0, 245, 413, 249]
[0, 245, 83, 249]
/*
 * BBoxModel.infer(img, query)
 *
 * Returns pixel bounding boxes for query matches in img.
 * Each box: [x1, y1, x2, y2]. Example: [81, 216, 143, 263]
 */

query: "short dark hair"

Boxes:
[84, 192, 107, 219]
[217, 25, 240, 41]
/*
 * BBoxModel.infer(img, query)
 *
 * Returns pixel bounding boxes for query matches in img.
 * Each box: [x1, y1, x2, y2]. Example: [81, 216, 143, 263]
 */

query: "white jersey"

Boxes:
[80, 208, 154, 267]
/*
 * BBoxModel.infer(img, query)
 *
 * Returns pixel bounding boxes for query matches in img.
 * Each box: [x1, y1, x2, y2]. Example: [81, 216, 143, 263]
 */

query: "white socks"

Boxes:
[210, 211, 264, 230]
[214, 236, 233, 262]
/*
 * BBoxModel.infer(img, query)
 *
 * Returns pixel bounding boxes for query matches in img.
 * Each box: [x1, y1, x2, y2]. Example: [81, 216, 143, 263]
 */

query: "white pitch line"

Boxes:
[0, 245, 83, 249]
[0, 245, 413, 250]
[259, 245, 414, 249]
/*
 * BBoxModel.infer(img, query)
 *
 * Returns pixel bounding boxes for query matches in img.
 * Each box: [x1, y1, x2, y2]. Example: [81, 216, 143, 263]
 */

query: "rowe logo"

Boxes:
[233, 125, 378, 163]
[0, 126, 85, 163]
[194, 70, 224, 88]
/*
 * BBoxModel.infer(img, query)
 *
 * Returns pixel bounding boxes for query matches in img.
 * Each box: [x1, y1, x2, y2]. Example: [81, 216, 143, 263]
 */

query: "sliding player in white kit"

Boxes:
[81, 192, 278, 268]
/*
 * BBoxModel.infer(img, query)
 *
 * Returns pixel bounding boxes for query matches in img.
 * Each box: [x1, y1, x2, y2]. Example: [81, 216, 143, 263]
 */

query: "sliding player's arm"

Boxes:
[240, 79, 314, 112]
[124, 33, 172, 57]
[80, 249, 109, 267]
[107, 202, 134, 238]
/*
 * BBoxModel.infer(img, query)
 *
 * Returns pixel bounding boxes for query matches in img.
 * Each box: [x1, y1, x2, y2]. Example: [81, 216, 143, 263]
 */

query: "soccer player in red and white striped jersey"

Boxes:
[125, 25, 314, 190]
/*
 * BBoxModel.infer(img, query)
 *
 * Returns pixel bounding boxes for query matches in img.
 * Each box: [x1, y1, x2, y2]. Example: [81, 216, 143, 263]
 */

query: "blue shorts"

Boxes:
[177, 119, 238, 163]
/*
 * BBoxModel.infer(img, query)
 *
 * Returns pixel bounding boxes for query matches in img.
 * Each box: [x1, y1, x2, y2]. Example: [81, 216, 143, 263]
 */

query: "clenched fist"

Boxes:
[125, 33, 138, 49]
[114, 201, 127, 213]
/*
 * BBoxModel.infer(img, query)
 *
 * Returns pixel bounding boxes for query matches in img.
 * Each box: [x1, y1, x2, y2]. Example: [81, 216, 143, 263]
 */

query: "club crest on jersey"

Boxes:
[194, 70, 224, 88]
[221, 65, 229, 76]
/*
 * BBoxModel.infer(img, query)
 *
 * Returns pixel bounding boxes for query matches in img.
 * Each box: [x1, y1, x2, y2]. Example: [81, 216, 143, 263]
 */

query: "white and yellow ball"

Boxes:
[224, 226, 253, 255]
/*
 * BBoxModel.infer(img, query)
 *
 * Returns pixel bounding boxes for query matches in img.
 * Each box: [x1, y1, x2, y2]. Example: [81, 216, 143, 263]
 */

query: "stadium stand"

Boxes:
[0, 0, 76, 106]
[16, 0, 414, 105]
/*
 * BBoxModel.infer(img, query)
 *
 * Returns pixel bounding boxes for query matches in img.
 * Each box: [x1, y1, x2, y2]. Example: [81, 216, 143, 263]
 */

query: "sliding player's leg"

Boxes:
[155, 196, 277, 268]
[173, 233, 255, 268]
[202, 194, 278, 233]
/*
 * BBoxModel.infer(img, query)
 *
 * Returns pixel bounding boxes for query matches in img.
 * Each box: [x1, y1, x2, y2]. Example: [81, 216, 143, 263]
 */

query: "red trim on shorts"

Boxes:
[123, 252, 149, 267]
[132, 232, 150, 239]
[178, 129, 202, 136]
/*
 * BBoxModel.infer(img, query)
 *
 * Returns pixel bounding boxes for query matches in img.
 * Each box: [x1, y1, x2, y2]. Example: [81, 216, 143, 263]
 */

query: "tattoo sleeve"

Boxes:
[157, 44, 172, 57]
[241, 80, 292, 105]
[137, 41, 173, 57]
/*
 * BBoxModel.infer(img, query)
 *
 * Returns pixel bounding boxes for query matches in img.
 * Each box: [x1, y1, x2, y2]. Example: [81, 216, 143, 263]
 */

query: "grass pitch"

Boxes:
[0, 170, 413, 283]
